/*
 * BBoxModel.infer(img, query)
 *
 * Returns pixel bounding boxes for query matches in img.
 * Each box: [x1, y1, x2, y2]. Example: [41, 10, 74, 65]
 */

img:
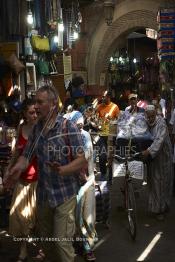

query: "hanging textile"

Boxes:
[157, 8, 175, 59]
[34, 0, 47, 35]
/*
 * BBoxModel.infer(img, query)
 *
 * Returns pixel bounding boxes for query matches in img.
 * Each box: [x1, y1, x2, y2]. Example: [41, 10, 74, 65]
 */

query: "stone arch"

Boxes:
[87, 0, 161, 88]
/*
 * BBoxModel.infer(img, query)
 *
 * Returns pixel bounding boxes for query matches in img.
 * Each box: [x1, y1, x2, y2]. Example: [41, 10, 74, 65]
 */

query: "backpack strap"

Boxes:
[62, 118, 73, 162]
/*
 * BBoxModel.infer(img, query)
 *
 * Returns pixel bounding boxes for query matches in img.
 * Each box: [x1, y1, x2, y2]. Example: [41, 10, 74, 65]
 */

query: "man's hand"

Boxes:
[3, 164, 22, 190]
[107, 156, 113, 166]
[46, 154, 87, 176]
[46, 161, 78, 176]
[142, 149, 150, 159]
[46, 161, 61, 172]
[3, 156, 28, 190]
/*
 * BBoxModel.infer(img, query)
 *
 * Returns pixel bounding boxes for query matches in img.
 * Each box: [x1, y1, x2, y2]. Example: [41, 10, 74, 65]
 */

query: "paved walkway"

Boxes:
[0, 177, 175, 261]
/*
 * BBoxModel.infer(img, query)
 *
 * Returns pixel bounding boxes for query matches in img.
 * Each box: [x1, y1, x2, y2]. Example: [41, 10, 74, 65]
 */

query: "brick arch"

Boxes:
[87, 0, 160, 89]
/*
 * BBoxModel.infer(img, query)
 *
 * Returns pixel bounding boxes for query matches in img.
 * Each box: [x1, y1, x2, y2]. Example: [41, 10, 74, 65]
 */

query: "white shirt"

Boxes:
[81, 129, 95, 182]
[159, 98, 166, 118]
[169, 108, 175, 126]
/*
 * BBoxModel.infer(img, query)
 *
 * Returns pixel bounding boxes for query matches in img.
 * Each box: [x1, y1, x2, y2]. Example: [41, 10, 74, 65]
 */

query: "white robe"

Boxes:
[147, 116, 173, 213]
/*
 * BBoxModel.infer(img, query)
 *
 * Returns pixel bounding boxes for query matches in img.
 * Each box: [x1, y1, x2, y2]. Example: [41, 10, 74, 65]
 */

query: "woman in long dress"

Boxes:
[142, 105, 173, 220]
[5, 98, 38, 261]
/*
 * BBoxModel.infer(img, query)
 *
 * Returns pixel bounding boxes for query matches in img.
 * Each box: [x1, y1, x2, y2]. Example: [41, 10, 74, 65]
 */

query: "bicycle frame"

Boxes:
[124, 161, 137, 240]
[114, 152, 139, 240]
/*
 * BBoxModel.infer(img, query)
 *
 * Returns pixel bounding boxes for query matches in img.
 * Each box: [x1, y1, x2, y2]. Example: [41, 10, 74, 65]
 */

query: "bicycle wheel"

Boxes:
[125, 181, 137, 240]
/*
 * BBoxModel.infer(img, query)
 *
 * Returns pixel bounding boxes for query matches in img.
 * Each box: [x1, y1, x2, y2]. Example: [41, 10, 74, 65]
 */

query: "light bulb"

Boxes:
[58, 22, 64, 32]
[73, 31, 79, 40]
[78, 12, 82, 23]
[27, 10, 33, 25]
[133, 58, 137, 64]
[110, 57, 113, 62]
[53, 35, 59, 43]
[119, 57, 123, 62]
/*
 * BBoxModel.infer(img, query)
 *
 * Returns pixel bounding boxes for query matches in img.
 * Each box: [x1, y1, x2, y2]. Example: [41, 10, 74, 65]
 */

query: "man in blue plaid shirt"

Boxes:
[4, 86, 87, 262]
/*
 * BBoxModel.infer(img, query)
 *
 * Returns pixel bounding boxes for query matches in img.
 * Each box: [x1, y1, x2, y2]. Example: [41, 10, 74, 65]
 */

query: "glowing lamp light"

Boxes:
[27, 10, 34, 25]
[133, 58, 137, 64]
[119, 57, 123, 62]
[110, 57, 114, 62]
[53, 35, 59, 43]
[73, 31, 79, 40]
[58, 22, 64, 32]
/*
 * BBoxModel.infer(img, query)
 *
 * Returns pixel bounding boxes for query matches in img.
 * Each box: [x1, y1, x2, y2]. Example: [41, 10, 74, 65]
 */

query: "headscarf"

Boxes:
[64, 110, 84, 125]
[145, 105, 156, 112]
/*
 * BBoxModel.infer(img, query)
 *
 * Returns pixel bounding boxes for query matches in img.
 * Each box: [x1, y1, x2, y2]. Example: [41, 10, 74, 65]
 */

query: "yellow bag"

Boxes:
[31, 35, 50, 52]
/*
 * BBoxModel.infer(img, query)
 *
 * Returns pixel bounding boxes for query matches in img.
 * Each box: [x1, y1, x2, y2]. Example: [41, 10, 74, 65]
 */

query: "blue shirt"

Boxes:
[23, 115, 84, 207]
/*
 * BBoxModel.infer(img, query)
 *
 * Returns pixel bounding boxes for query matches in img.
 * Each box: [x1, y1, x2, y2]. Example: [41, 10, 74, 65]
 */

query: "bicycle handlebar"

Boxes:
[114, 152, 142, 162]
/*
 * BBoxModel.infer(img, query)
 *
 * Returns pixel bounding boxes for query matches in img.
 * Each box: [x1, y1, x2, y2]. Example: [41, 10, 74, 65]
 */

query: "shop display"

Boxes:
[31, 35, 50, 52]
[157, 8, 175, 59]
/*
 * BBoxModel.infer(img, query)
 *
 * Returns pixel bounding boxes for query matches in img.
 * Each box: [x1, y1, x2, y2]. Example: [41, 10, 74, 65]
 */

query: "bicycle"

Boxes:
[114, 151, 142, 240]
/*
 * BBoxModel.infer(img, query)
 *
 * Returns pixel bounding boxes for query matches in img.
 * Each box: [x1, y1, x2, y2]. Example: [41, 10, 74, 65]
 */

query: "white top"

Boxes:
[159, 98, 166, 118]
[81, 129, 95, 182]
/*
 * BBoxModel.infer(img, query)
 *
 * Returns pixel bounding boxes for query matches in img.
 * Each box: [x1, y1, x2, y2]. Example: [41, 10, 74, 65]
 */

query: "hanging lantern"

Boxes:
[104, 0, 115, 26]
[57, 18, 64, 50]
[27, 10, 34, 25]
[26, 0, 34, 26]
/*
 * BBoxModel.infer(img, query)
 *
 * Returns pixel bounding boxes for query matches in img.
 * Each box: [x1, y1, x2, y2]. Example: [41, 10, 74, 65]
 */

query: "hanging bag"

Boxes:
[48, 56, 58, 75]
[6, 53, 25, 75]
[31, 35, 50, 52]
[35, 55, 49, 75]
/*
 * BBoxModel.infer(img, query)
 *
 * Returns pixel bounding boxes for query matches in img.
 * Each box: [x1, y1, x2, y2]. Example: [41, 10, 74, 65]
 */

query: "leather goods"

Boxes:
[6, 53, 25, 75]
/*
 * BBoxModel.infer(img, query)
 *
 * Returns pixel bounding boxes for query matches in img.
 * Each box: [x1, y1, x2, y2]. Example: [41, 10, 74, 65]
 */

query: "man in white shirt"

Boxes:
[157, 94, 166, 119]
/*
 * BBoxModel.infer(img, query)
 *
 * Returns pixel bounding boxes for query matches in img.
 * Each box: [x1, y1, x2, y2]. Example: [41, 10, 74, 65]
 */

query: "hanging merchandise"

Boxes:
[6, 53, 25, 75]
[31, 35, 50, 52]
[26, 0, 34, 27]
[33, 0, 48, 35]
[50, 33, 59, 53]
[46, 0, 64, 51]
[157, 8, 175, 59]
[47, 53, 58, 75]
[24, 36, 33, 56]
[35, 55, 49, 75]
[57, 16, 64, 50]
[47, 0, 57, 29]
[49, 59, 58, 75]
[67, 1, 82, 48]
[159, 60, 175, 83]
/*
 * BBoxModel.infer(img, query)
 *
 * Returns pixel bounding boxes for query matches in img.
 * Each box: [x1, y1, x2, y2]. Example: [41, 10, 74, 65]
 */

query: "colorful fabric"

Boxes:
[157, 8, 175, 58]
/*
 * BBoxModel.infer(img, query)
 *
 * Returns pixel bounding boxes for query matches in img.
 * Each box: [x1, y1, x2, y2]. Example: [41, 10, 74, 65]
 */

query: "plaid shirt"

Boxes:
[23, 115, 84, 208]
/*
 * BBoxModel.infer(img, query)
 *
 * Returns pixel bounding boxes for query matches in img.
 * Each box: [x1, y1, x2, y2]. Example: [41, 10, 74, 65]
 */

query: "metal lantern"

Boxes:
[104, 0, 115, 26]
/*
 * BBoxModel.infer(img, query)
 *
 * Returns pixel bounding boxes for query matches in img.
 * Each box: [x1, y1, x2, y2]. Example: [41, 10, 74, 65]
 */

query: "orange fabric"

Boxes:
[97, 102, 120, 136]
[97, 102, 120, 119]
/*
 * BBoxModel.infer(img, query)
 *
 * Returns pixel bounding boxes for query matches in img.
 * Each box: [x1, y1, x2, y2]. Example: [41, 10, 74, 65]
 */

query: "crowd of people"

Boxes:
[0, 85, 174, 262]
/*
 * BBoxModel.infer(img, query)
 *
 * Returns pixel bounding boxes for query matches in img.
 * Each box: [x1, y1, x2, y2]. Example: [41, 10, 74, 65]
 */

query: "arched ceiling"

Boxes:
[87, 0, 162, 86]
